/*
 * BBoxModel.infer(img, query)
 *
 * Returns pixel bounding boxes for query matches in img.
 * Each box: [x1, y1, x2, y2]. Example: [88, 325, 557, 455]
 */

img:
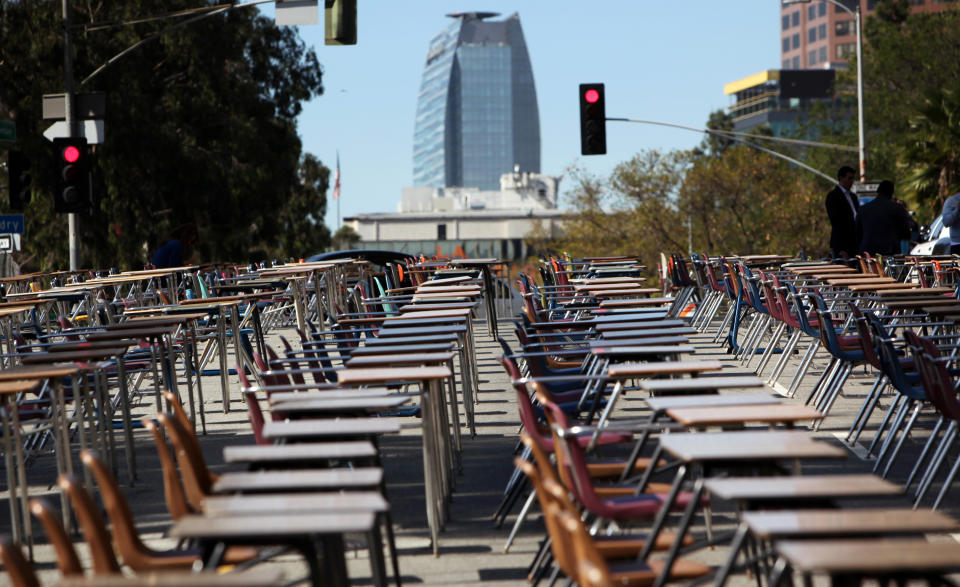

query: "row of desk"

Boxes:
[510, 263, 960, 586]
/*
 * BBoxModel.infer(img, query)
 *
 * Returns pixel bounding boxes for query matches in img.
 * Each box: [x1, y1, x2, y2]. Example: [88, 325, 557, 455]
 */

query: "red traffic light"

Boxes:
[584, 89, 600, 104]
[63, 145, 81, 163]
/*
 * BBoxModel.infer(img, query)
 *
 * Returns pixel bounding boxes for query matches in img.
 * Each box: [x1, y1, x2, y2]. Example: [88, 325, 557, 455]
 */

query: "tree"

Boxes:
[679, 145, 826, 256]
[331, 225, 361, 250]
[900, 86, 960, 206]
[696, 109, 735, 158]
[857, 4, 960, 215]
[0, 1, 330, 270]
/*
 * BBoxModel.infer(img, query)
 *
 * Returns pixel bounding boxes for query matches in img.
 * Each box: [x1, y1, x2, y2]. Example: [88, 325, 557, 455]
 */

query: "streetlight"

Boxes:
[782, 0, 866, 182]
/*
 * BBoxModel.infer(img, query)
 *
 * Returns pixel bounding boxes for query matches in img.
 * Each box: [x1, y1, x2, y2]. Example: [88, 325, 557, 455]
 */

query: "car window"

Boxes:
[930, 214, 947, 239]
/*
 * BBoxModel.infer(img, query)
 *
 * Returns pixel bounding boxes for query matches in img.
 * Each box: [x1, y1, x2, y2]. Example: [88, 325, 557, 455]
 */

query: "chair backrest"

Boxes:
[906, 331, 960, 420]
[535, 388, 616, 518]
[497, 356, 556, 450]
[57, 474, 122, 575]
[28, 498, 83, 578]
[80, 450, 156, 571]
[57, 316, 82, 342]
[0, 536, 40, 587]
[865, 313, 926, 401]
[848, 303, 881, 369]
[142, 418, 193, 520]
[560, 508, 614, 587]
[161, 390, 193, 437]
[253, 350, 291, 388]
[156, 413, 213, 511]
[265, 344, 305, 385]
[242, 390, 269, 445]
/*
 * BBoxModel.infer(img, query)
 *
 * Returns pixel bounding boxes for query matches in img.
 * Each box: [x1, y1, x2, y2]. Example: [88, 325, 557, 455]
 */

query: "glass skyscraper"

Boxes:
[412, 12, 540, 191]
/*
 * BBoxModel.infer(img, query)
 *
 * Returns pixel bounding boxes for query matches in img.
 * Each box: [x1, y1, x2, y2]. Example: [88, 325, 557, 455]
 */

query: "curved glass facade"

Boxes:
[412, 13, 540, 191]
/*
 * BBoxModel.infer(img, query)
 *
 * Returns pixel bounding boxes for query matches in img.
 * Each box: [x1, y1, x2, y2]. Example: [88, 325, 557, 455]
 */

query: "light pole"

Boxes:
[782, 0, 866, 182]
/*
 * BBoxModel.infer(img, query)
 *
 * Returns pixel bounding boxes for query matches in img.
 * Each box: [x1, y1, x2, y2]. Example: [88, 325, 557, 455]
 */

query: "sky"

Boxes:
[260, 1, 782, 231]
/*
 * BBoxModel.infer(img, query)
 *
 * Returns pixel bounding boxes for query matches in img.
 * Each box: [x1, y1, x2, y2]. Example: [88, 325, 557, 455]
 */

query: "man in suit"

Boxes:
[856, 180, 910, 255]
[825, 165, 858, 259]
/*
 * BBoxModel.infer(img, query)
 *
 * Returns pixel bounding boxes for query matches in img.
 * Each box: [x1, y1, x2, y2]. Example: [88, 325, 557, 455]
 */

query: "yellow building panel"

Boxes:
[724, 70, 779, 96]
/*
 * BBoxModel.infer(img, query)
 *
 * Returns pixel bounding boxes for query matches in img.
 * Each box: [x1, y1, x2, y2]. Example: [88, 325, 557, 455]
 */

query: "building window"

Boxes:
[792, 11, 800, 26]
[793, 33, 800, 49]
[808, 27, 816, 43]
[783, 59, 792, 69]
[836, 42, 856, 59]
[437, 224, 447, 240]
[782, 37, 791, 53]
[819, 46, 827, 63]
[792, 56, 800, 68]
[836, 0, 857, 12]
[783, 14, 791, 30]
[835, 20, 851, 36]
[808, 4, 816, 19]
[819, 1, 827, 16]
[817, 23, 826, 39]
[809, 49, 817, 65]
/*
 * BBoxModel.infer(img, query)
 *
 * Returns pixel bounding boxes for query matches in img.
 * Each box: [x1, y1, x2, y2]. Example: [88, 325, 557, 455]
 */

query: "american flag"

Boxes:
[332, 152, 341, 200]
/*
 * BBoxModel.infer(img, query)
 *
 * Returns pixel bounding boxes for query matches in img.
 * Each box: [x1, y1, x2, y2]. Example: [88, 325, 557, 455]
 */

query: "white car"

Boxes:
[910, 214, 951, 255]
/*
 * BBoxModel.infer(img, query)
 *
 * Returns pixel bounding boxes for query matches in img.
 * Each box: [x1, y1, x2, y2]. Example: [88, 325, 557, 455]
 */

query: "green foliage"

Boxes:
[0, 1, 330, 270]
[331, 224, 361, 250]
[859, 4, 960, 215]
[536, 146, 828, 263]
[696, 109, 735, 158]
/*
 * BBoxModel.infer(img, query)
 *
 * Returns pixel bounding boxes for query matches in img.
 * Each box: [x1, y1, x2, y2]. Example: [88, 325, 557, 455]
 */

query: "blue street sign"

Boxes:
[0, 215, 25, 234]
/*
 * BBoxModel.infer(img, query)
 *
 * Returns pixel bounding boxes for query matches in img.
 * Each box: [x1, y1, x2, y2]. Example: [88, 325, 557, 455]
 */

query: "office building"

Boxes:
[412, 12, 540, 191]
[724, 69, 836, 135]
[781, 0, 956, 70]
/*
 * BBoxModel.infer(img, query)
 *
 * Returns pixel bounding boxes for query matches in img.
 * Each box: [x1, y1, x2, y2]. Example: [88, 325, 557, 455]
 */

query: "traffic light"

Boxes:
[53, 137, 90, 213]
[579, 83, 606, 155]
[6, 150, 31, 211]
[325, 0, 357, 45]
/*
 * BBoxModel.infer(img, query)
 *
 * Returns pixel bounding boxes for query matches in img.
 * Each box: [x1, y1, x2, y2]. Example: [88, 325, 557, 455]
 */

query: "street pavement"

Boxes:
[4, 311, 960, 585]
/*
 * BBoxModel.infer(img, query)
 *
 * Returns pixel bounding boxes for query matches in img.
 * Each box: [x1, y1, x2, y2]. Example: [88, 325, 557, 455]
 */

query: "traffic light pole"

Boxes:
[63, 0, 80, 271]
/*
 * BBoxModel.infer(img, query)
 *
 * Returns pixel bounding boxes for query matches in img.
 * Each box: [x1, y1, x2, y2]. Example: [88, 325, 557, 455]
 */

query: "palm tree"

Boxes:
[900, 86, 960, 214]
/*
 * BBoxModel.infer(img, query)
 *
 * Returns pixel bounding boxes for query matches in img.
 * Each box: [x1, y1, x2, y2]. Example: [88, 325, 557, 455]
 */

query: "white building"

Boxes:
[344, 169, 566, 261]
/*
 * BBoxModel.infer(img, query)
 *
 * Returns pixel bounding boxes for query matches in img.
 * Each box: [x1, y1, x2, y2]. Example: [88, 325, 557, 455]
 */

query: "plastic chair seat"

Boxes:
[606, 557, 712, 586]
[586, 457, 666, 479]
[595, 531, 694, 559]
[595, 482, 674, 498]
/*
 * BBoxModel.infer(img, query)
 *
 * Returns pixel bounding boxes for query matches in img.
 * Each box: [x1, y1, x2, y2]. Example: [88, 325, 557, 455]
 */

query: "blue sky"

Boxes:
[263, 2, 782, 231]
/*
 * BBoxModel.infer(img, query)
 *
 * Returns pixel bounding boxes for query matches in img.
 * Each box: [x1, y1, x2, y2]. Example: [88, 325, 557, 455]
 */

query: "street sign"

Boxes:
[276, 0, 318, 25]
[0, 120, 15, 142]
[0, 234, 22, 252]
[42, 93, 106, 121]
[0, 215, 24, 234]
[43, 120, 105, 144]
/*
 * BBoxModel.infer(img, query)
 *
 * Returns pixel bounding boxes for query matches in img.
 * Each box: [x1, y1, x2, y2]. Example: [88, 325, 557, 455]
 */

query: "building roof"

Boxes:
[345, 209, 569, 223]
[724, 70, 779, 96]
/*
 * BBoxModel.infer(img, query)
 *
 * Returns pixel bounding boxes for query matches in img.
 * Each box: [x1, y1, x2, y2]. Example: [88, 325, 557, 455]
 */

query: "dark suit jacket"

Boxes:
[856, 197, 910, 255]
[825, 186, 859, 256]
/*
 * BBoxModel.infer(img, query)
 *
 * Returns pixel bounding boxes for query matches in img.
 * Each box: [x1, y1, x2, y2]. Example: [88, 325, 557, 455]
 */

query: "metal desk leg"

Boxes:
[217, 308, 231, 414]
[713, 522, 750, 587]
[115, 358, 136, 485]
[638, 459, 687, 560]
[652, 476, 704, 587]
[420, 379, 441, 556]
[188, 321, 207, 434]
[444, 360, 462, 467]
[2, 402, 22, 546]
